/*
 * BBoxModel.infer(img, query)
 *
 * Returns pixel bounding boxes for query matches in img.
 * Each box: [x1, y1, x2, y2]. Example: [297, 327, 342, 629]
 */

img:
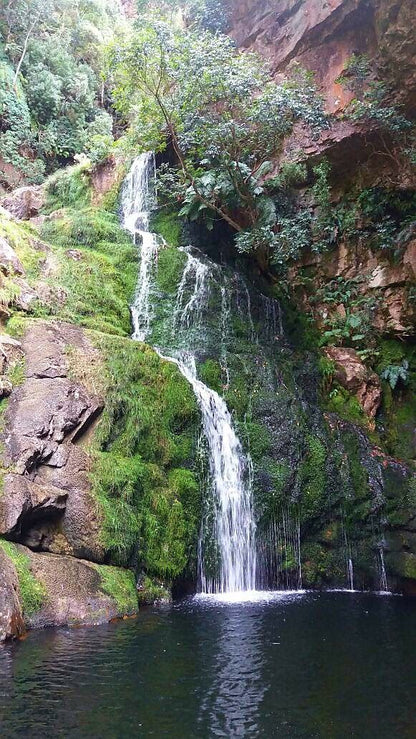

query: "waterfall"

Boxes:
[378, 545, 389, 592]
[122, 154, 257, 594]
[347, 558, 354, 592]
[121, 153, 159, 342]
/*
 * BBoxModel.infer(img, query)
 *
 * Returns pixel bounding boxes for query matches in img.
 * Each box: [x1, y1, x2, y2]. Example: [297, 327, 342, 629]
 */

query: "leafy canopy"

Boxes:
[110, 18, 327, 243]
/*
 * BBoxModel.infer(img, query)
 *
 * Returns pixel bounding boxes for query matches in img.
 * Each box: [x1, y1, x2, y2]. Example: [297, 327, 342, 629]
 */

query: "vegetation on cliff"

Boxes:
[0, 0, 124, 188]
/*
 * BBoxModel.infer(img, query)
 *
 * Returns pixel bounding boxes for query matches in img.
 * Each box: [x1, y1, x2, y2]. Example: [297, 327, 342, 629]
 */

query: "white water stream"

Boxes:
[121, 153, 257, 593]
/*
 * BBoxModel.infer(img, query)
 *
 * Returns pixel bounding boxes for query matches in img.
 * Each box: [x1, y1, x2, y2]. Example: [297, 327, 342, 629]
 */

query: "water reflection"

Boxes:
[1, 593, 416, 738]
[199, 606, 264, 736]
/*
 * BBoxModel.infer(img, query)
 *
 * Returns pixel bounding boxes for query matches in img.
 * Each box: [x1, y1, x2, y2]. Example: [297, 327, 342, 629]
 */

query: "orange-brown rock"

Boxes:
[290, 236, 416, 338]
[229, 0, 416, 186]
[229, 0, 416, 113]
[91, 156, 125, 206]
[324, 345, 382, 417]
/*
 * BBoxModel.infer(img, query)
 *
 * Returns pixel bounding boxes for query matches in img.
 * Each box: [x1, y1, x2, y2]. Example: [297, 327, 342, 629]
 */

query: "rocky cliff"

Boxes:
[0, 165, 199, 641]
[228, 0, 416, 430]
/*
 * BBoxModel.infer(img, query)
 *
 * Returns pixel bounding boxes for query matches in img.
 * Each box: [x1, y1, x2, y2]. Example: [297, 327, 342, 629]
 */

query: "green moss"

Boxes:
[299, 434, 327, 520]
[83, 334, 201, 578]
[341, 430, 369, 499]
[155, 244, 187, 294]
[37, 214, 137, 335]
[325, 384, 367, 427]
[137, 575, 171, 605]
[199, 359, 223, 394]
[301, 541, 345, 587]
[151, 208, 181, 247]
[95, 564, 138, 613]
[43, 163, 92, 213]
[0, 540, 46, 616]
[241, 422, 272, 459]
[0, 218, 46, 280]
[40, 208, 129, 249]
[379, 381, 416, 462]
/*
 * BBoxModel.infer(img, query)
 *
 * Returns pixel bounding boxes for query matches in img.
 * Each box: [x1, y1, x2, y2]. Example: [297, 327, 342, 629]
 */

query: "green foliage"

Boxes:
[110, 18, 327, 253]
[308, 276, 379, 350]
[95, 564, 138, 613]
[0, 0, 122, 185]
[381, 360, 409, 390]
[0, 540, 46, 616]
[337, 53, 414, 135]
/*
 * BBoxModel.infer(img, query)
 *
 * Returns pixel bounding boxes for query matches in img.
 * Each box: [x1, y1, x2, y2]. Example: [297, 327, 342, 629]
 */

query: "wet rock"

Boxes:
[324, 346, 382, 418]
[0, 549, 25, 642]
[0, 185, 45, 221]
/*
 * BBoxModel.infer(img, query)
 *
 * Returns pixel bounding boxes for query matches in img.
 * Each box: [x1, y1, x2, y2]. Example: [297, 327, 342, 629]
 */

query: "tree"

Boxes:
[111, 19, 326, 245]
[1, 0, 56, 89]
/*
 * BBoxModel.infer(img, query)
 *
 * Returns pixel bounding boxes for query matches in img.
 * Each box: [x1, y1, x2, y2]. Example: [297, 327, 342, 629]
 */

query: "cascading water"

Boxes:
[121, 154, 257, 593]
[121, 152, 159, 342]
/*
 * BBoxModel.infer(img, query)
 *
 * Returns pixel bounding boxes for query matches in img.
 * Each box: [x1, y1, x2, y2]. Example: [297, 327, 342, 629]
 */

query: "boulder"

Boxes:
[0, 185, 45, 220]
[22, 548, 138, 630]
[324, 346, 382, 418]
[0, 237, 25, 276]
[0, 548, 25, 642]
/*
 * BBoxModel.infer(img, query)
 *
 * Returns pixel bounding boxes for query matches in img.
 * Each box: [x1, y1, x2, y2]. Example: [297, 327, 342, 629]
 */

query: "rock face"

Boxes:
[0, 321, 142, 641]
[0, 321, 106, 563]
[0, 543, 138, 640]
[290, 236, 416, 341]
[0, 237, 25, 276]
[229, 0, 416, 113]
[0, 549, 25, 642]
[91, 156, 124, 206]
[229, 0, 416, 186]
[324, 346, 382, 418]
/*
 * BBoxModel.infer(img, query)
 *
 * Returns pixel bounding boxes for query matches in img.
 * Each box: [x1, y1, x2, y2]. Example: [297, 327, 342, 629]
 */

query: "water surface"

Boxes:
[1, 592, 415, 738]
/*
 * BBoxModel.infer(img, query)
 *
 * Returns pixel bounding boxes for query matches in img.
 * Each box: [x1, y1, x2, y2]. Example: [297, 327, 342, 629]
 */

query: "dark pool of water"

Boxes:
[1, 591, 415, 738]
